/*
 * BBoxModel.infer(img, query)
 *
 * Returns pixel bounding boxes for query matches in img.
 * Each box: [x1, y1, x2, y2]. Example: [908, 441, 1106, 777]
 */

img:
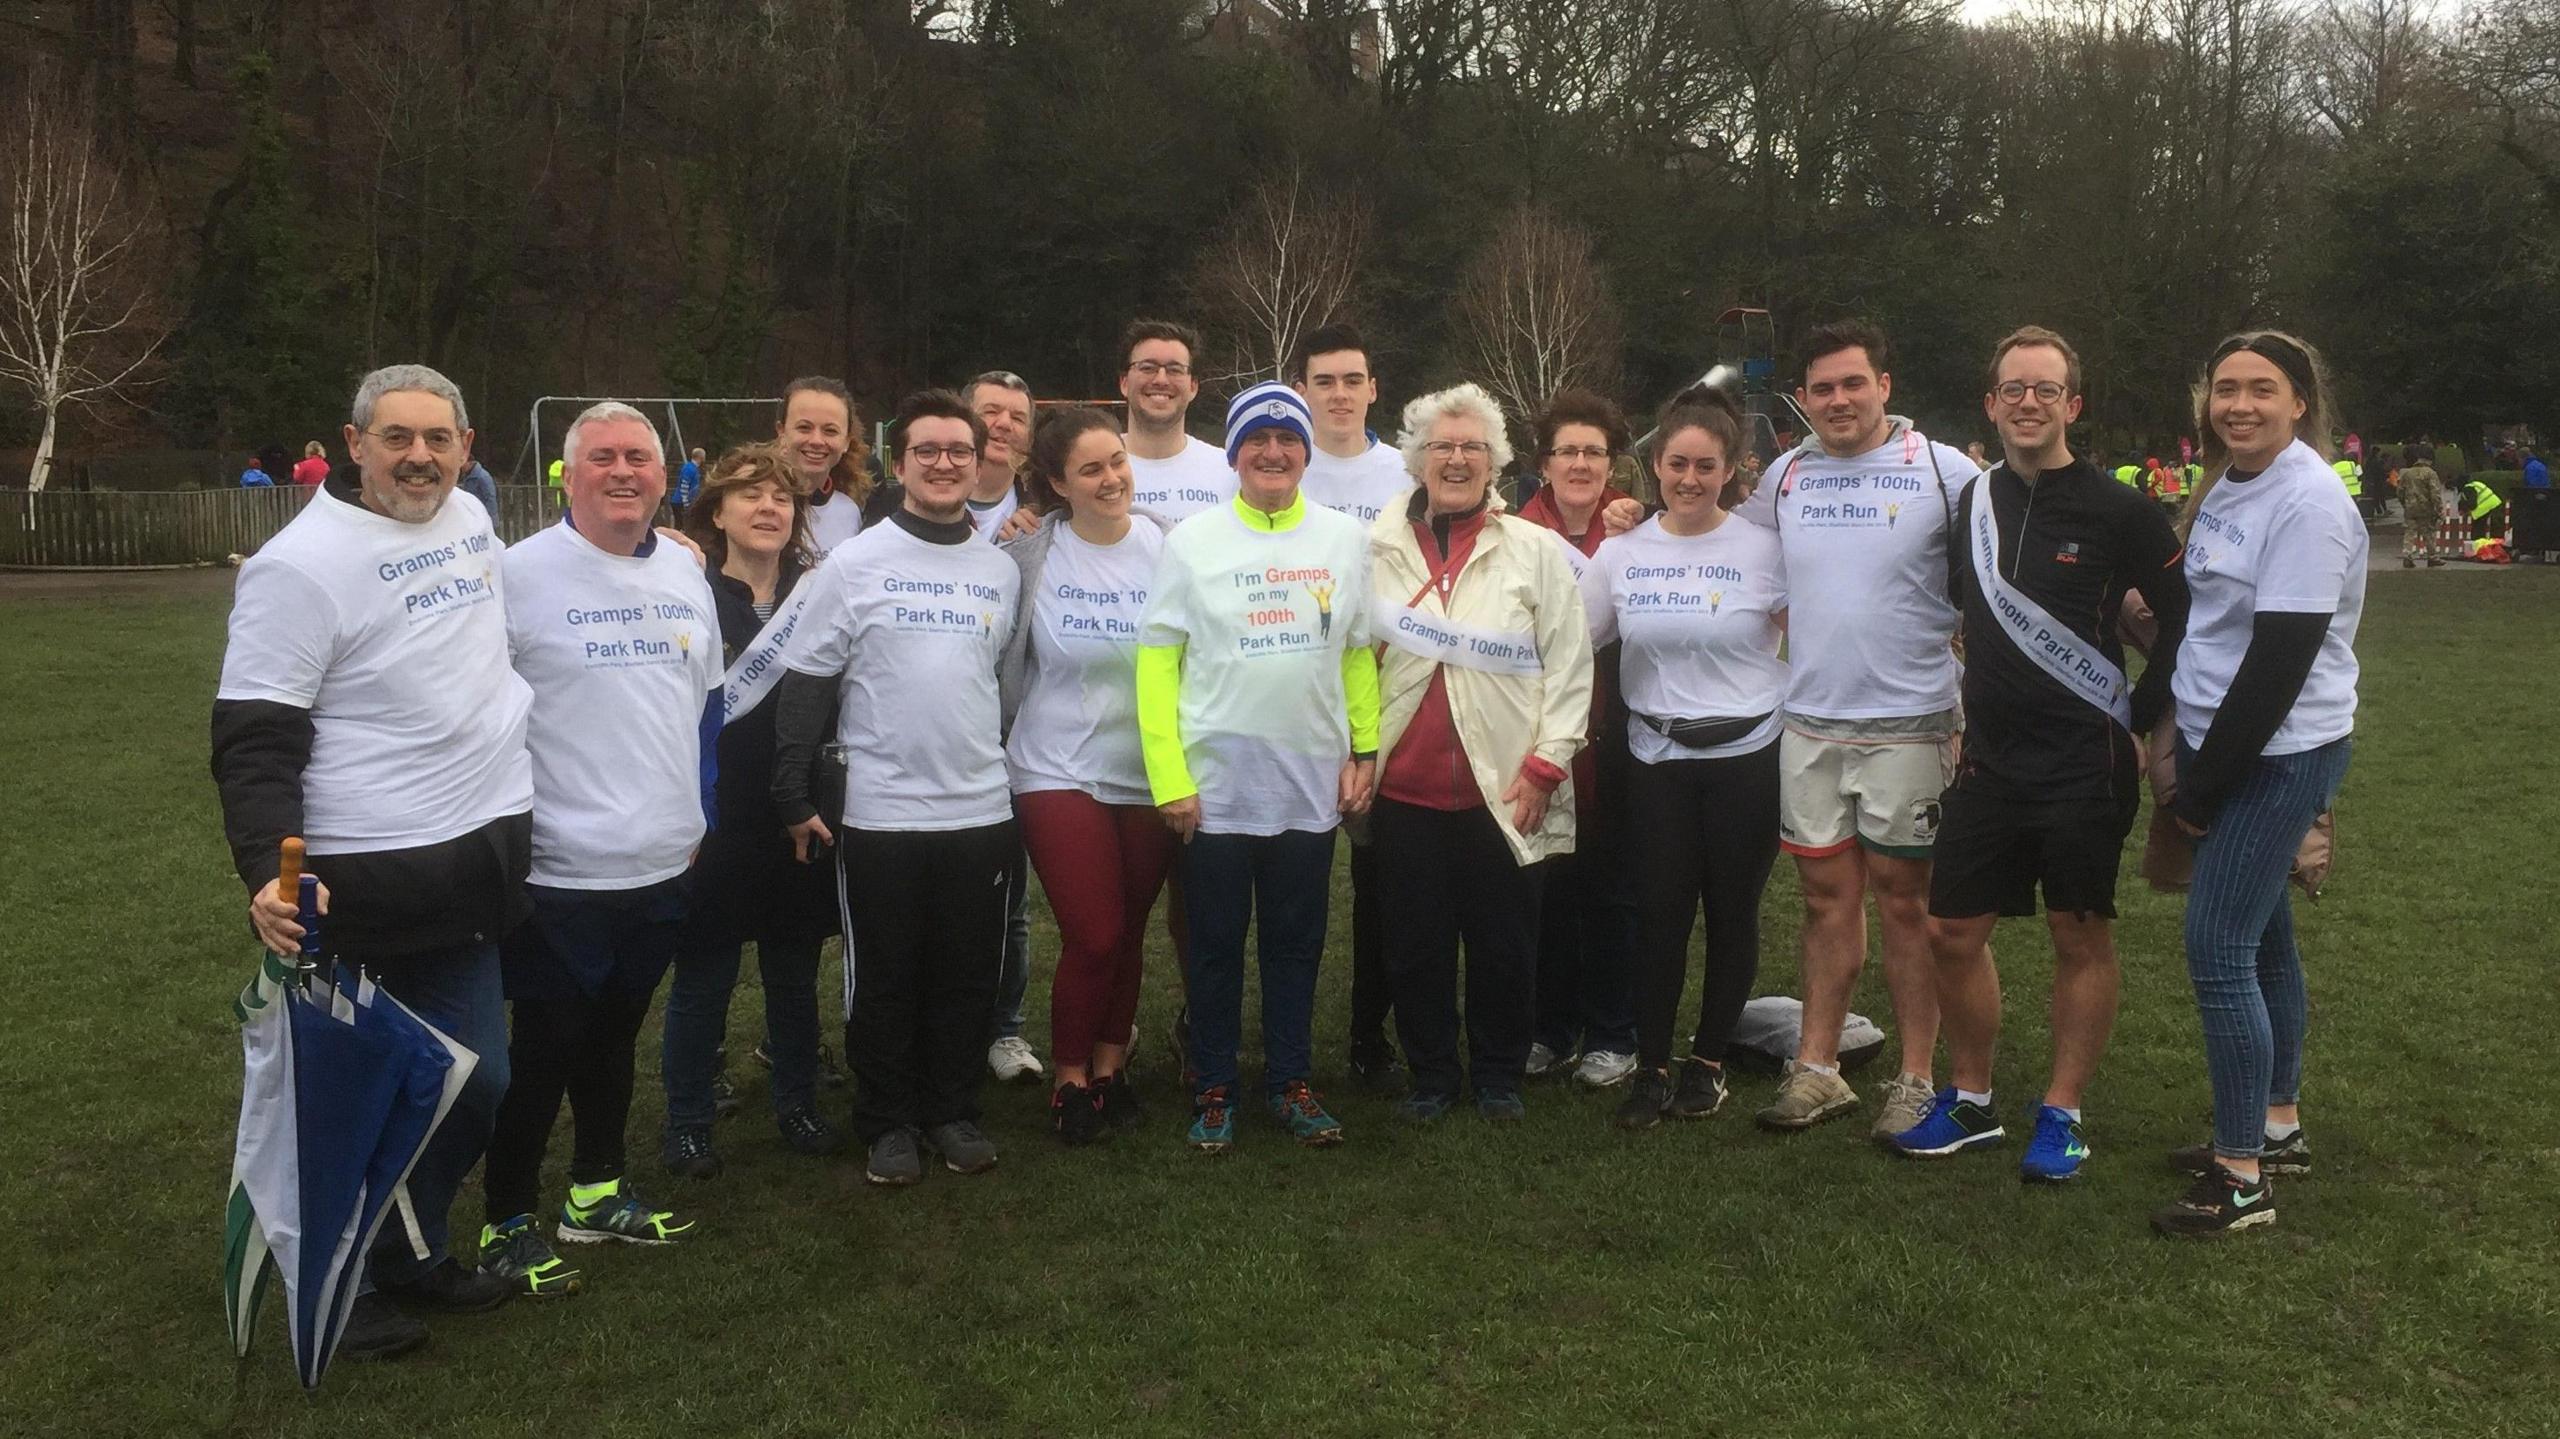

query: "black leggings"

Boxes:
[484, 986, 659, 1223]
[1627, 742, 1782, 1071]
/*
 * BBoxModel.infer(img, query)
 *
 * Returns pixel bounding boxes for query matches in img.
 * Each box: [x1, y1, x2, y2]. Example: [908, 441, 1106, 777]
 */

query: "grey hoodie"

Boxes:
[996, 506, 1177, 733]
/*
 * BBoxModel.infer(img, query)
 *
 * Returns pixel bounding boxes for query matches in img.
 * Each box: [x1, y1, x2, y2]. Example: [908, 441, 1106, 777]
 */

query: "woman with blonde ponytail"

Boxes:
[2151, 330, 2364, 1240]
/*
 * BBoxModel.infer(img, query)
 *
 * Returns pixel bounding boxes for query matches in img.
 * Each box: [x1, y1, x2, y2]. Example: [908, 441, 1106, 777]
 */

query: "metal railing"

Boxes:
[0, 487, 572, 569]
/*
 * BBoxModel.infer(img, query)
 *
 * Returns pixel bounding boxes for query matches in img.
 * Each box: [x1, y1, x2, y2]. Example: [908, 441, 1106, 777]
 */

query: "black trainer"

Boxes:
[2150, 1164, 2276, 1239]
[1052, 1081, 1105, 1146]
[778, 1107, 845, 1156]
[1666, 1057, 1728, 1119]
[1614, 1068, 1672, 1131]
[374, 1255, 512, 1315]
[1094, 1073, 1148, 1135]
[2169, 1129, 2310, 1177]
[337, 1292, 429, 1361]
[661, 1123, 723, 1180]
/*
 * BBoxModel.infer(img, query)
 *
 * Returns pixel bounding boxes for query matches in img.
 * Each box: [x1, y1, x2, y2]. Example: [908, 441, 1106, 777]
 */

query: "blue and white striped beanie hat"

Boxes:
[1224, 381, 1315, 464]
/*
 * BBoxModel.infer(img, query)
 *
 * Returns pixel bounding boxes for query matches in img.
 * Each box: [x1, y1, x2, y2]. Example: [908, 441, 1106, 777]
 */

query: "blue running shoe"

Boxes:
[1889, 1088, 2005, 1158]
[1187, 1085, 1237, 1154]
[2020, 1105, 2091, 1183]
[1394, 1091, 1456, 1123]
[1268, 1080, 1345, 1147]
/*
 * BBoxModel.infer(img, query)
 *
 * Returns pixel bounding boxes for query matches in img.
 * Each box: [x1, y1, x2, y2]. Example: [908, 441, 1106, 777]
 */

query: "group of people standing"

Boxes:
[209, 314, 2363, 1366]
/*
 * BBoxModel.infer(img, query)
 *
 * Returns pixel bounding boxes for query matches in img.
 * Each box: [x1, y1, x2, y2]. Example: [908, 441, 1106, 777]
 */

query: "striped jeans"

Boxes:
[2178, 736, 2352, 1159]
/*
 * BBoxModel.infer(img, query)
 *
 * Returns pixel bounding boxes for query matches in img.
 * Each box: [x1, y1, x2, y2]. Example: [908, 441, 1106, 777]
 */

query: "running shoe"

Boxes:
[1665, 1057, 1728, 1120]
[1525, 1042, 1575, 1080]
[988, 1036, 1045, 1084]
[1889, 1089, 2006, 1158]
[558, 1180, 694, 1246]
[1095, 1073, 1148, 1135]
[778, 1106, 845, 1157]
[2020, 1106, 2091, 1183]
[2150, 1164, 2275, 1238]
[866, 1128, 922, 1186]
[1614, 1068, 1671, 1131]
[660, 1123, 722, 1180]
[1871, 1071, 1935, 1140]
[1269, 1080, 1345, 1146]
[923, 1120, 999, 1174]
[1188, 1086, 1237, 1153]
[2169, 1130, 2311, 1177]
[337, 1294, 429, 1361]
[479, 1215, 583, 1297]
[1395, 1090, 1456, 1123]
[1575, 1049, 1639, 1088]
[373, 1255, 511, 1314]
[1475, 1089, 1526, 1123]
[1755, 1061, 1857, 1131]
[1052, 1081, 1105, 1147]
[709, 1071, 741, 1120]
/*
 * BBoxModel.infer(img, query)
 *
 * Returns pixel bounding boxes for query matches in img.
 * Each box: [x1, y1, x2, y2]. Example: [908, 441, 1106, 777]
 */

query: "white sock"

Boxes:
[1957, 1089, 1992, 1108]
[2265, 1119, 2301, 1141]
[1799, 1060, 1840, 1077]
[2052, 1105, 2083, 1122]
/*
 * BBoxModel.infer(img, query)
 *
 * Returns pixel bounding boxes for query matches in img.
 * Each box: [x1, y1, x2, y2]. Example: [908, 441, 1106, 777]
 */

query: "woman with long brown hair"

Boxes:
[658, 444, 845, 1178]
[776, 376, 877, 554]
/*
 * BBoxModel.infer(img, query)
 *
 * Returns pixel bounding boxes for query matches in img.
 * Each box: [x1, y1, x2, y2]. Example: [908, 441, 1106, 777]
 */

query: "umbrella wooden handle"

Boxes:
[277, 837, 305, 898]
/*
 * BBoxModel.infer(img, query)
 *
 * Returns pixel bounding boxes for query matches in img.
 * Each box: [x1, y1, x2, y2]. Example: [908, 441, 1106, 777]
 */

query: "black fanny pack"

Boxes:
[1638, 711, 1773, 750]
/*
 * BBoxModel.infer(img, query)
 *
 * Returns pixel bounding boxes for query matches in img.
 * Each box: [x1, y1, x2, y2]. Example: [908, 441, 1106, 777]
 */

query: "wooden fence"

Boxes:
[0, 487, 572, 569]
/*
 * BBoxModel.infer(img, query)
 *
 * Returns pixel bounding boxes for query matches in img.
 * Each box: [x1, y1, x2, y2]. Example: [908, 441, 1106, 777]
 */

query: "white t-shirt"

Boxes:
[1008, 523, 1165, 805]
[1139, 500, 1372, 835]
[1302, 440, 1412, 526]
[2174, 439, 2366, 752]
[787, 518, 1020, 831]
[218, 486, 534, 856]
[808, 488, 865, 554]
[1735, 424, 1973, 720]
[1581, 516, 1790, 762]
[1127, 435, 1238, 523]
[967, 488, 1021, 540]
[501, 522, 722, 889]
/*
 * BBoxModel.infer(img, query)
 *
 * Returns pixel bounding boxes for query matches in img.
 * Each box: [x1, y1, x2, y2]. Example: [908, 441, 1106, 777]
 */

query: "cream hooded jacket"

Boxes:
[1369, 494, 1595, 865]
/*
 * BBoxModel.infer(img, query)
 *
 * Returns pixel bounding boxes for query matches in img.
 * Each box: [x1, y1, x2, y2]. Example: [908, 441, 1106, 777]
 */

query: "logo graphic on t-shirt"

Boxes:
[1794, 472, 1925, 530]
[566, 600, 705, 668]
[1229, 564, 1335, 656]
[385, 533, 497, 624]
[1709, 589, 1724, 615]
[884, 574, 1005, 639]
[1308, 579, 1336, 639]
[1886, 502, 1901, 528]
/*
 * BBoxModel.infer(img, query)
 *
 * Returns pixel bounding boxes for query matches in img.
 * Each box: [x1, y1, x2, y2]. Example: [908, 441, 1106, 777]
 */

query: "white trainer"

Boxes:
[1573, 1049, 1638, 1088]
[987, 1036, 1045, 1084]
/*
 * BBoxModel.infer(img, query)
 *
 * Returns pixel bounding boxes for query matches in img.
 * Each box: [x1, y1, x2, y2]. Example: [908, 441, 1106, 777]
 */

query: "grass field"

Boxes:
[4, 567, 2557, 1438]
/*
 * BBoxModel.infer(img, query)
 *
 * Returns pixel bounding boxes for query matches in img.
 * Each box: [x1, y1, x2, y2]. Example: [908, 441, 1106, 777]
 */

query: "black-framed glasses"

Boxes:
[1993, 381, 2067, 404]
[907, 443, 980, 467]
[1546, 444, 1611, 462]
[1127, 360, 1192, 379]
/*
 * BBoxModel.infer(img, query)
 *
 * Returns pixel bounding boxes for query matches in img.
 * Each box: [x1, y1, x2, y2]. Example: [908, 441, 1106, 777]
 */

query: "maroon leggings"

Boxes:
[1018, 788, 1176, 1070]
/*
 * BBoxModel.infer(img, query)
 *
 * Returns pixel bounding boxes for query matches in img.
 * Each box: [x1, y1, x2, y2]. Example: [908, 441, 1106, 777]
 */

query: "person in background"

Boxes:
[2152, 330, 2363, 1239]
[673, 447, 707, 510]
[2458, 472, 2505, 544]
[1515, 388, 1641, 1090]
[458, 458, 498, 515]
[1369, 383, 1591, 1124]
[291, 441, 330, 487]
[2396, 450, 2445, 568]
[779, 376, 880, 555]
[239, 457, 274, 488]
[1119, 319, 1237, 523]
[2523, 450, 2549, 490]
[659, 444, 845, 1181]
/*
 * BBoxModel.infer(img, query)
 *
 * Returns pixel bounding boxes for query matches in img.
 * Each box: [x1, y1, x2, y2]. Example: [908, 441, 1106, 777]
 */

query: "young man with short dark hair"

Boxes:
[1118, 319, 1237, 523]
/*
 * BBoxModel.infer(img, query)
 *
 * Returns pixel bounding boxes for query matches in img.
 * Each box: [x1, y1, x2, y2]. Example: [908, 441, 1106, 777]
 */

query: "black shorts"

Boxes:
[1926, 784, 2139, 920]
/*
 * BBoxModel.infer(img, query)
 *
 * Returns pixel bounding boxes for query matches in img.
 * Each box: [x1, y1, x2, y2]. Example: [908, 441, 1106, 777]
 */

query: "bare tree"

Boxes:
[1450, 203, 1622, 435]
[1184, 169, 1370, 385]
[0, 73, 167, 492]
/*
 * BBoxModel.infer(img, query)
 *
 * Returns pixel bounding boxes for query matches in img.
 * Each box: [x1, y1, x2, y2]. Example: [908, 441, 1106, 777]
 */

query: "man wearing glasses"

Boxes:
[1118, 318, 1237, 523]
[772, 391, 1023, 1187]
[1891, 326, 2189, 1183]
[212, 364, 532, 1361]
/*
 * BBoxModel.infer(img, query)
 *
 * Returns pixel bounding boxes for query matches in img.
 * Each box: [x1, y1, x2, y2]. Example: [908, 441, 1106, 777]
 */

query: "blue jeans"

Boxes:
[362, 940, 507, 1285]
[2181, 737, 2351, 1160]
[662, 936, 823, 1128]
[1182, 827, 1336, 1100]
[989, 844, 1033, 1043]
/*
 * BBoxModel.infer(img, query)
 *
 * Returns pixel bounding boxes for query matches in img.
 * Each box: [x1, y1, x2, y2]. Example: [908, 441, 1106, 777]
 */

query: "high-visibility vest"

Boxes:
[2156, 467, 2185, 498]
[546, 459, 565, 489]
[2113, 464, 2140, 488]
[2332, 459, 2362, 496]
[2185, 463, 2203, 488]
[2465, 480, 2502, 519]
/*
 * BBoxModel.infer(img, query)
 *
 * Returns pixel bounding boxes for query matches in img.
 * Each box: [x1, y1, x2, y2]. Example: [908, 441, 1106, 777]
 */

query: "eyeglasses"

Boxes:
[1993, 381, 2068, 404]
[1424, 440, 1492, 459]
[1546, 445, 1611, 462]
[364, 427, 461, 454]
[1127, 360, 1192, 380]
[906, 444, 980, 467]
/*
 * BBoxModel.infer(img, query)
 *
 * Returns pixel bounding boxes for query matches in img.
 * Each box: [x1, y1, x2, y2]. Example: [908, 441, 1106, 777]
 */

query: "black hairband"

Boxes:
[2211, 334, 2315, 397]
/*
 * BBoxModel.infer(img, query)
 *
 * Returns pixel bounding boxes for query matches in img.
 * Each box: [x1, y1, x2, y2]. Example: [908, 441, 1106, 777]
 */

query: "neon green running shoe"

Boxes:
[478, 1214, 583, 1297]
[556, 1178, 695, 1247]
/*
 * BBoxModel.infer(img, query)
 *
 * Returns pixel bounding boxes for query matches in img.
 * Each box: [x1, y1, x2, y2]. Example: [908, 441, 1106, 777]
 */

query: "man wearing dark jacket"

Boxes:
[211, 364, 530, 1362]
[1894, 327, 2190, 1183]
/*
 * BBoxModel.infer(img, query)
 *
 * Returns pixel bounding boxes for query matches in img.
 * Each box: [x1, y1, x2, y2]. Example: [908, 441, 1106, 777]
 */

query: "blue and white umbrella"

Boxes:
[224, 848, 479, 1389]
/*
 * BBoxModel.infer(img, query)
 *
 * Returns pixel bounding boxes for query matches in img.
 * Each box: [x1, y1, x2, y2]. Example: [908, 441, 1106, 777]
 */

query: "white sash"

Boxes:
[1969, 473, 2131, 728]
[717, 581, 821, 725]
[1372, 599, 1543, 676]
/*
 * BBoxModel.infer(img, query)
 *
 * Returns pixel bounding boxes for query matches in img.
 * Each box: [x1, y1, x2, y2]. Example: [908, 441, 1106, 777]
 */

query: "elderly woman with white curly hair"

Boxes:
[1367, 382, 1595, 1122]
